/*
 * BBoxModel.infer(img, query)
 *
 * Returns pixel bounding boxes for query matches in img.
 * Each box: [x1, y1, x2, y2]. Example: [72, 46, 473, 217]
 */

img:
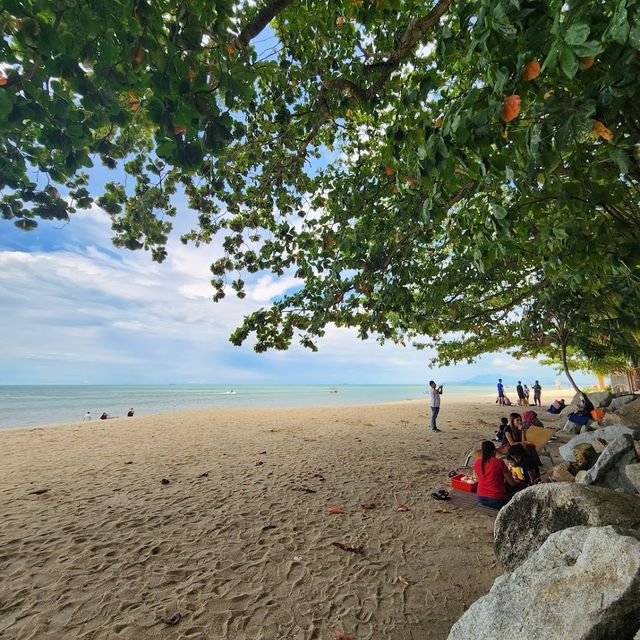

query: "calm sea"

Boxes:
[0, 384, 499, 430]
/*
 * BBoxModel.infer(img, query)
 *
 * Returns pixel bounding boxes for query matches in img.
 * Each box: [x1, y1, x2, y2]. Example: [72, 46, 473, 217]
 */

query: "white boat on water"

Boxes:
[329, 387, 338, 394]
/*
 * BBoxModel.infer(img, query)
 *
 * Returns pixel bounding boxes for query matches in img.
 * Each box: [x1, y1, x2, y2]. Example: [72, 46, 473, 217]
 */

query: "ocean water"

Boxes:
[0, 384, 499, 430]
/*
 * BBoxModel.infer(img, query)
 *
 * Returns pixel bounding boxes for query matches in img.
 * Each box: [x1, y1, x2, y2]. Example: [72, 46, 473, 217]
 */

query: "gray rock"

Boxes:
[610, 395, 640, 411]
[579, 434, 639, 494]
[561, 419, 581, 434]
[626, 464, 640, 494]
[559, 425, 640, 462]
[449, 525, 640, 640]
[494, 483, 640, 570]
[571, 390, 613, 408]
[552, 463, 575, 482]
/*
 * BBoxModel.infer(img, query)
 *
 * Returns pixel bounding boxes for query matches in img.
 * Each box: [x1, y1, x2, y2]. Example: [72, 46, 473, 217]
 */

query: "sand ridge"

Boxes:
[0, 393, 568, 639]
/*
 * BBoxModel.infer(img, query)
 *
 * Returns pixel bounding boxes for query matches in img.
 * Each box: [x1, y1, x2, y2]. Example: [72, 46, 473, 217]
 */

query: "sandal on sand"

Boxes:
[447, 469, 458, 478]
[431, 490, 450, 501]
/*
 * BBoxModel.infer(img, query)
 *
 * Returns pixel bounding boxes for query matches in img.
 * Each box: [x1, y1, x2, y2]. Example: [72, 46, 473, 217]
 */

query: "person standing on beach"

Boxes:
[83, 411, 91, 422]
[428, 380, 443, 432]
[497, 379, 505, 405]
[532, 380, 542, 406]
[516, 381, 525, 406]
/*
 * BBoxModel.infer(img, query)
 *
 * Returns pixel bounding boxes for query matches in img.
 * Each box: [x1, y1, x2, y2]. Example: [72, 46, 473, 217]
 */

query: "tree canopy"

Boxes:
[2, 0, 640, 370]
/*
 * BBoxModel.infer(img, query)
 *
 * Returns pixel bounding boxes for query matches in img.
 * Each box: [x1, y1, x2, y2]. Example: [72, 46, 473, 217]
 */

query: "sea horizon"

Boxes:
[0, 381, 577, 430]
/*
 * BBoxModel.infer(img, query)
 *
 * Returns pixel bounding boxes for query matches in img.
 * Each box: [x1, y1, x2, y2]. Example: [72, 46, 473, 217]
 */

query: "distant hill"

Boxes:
[449, 374, 593, 386]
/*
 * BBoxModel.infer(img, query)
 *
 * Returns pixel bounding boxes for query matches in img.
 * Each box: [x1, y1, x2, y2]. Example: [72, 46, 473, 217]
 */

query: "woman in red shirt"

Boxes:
[474, 440, 516, 509]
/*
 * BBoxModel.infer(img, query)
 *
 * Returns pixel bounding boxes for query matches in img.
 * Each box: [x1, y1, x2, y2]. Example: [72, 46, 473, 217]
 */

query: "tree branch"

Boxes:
[232, 0, 295, 50]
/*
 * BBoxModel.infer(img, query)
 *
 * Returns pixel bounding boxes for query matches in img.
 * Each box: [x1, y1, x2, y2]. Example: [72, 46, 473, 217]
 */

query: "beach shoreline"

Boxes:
[1, 395, 569, 639]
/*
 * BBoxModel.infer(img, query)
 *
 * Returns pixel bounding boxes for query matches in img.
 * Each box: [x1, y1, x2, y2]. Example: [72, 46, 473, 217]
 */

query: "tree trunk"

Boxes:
[561, 340, 581, 394]
[597, 372, 605, 390]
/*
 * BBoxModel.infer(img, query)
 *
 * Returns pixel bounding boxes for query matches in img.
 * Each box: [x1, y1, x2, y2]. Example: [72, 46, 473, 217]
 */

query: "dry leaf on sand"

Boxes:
[360, 502, 377, 510]
[335, 629, 356, 640]
[395, 504, 411, 512]
[326, 506, 347, 514]
[332, 542, 364, 554]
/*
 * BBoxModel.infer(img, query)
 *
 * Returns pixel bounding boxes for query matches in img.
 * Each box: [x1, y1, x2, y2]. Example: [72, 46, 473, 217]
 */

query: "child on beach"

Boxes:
[495, 417, 509, 443]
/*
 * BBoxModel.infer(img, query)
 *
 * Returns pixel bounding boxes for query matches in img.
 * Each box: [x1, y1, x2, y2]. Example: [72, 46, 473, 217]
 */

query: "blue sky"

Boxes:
[0, 192, 595, 386]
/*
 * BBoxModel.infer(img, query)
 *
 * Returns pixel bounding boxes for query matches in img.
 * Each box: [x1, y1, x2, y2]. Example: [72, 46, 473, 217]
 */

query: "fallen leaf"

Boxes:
[397, 575, 411, 586]
[395, 504, 411, 512]
[332, 542, 364, 554]
[160, 478, 170, 485]
[435, 508, 450, 514]
[335, 629, 355, 640]
[452, 581, 463, 589]
[258, 450, 267, 454]
[162, 612, 181, 625]
[327, 507, 347, 514]
[360, 502, 377, 510]
[255, 461, 265, 466]
[199, 471, 209, 477]
[28, 488, 49, 495]
[262, 524, 277, 531]
[292, 485, 317, 494]
[124, 461, 133, 465]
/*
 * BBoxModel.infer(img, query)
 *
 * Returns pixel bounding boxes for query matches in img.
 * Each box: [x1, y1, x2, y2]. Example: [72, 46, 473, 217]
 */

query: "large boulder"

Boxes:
[494, 483, 640, 571]
[449, 525, 640, 640]
[573, 443, 599, 470]
[610, 395, 639, 411]
[579, 434, 639, 493]
[559, 425, 640, 462]
[626, 464, 640, 494]
[571, 390, 613, 408]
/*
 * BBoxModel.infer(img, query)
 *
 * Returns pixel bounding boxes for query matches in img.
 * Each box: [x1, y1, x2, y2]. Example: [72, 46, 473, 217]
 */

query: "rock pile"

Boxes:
[448, 395, 640, 639]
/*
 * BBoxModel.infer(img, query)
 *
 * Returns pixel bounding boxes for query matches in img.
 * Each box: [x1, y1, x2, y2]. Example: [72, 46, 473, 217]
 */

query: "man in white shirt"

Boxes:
[428, 380, 443, 432]
[83, 411, 91, 422]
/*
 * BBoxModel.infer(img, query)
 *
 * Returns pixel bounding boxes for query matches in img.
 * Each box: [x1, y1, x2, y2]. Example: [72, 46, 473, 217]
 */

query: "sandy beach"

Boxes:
[1, 392, 571, 639]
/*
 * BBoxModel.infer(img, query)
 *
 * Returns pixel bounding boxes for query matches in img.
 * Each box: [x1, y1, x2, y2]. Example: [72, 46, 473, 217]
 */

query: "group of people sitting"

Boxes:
[474, 411, 544, 509]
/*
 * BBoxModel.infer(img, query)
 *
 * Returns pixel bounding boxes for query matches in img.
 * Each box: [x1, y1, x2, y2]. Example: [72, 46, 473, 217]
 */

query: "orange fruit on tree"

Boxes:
[521, 59, 540, 81]
[336, 16, 346, 25]
[579, 57, 595, 70]
[0, 74, 8, 86]
[384, 166, 394, 176]
[133, 44, 144, 64]
[591, 120, 613, 141]
[434, 116, 443, 129]
[501, 95, 521, 122]
[173, 125, 187, 135]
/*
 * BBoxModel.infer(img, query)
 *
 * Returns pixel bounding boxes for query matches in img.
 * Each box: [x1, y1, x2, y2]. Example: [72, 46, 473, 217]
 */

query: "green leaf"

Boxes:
[564, 23, 590, 46]
[559, 47, 578, 79]
[492, 204, 508, 219]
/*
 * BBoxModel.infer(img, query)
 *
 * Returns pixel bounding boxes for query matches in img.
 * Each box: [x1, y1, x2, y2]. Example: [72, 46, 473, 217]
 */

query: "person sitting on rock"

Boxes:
[565, 393, 595, 429]
[507, 444, 540, 486]
[547, 398, 566, 414]
[523, 410, 544, 428]
[474, 440, 516, 509]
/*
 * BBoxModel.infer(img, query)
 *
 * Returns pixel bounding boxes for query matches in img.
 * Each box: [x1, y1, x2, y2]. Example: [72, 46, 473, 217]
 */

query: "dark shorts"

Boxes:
[478, 496, 508, 509]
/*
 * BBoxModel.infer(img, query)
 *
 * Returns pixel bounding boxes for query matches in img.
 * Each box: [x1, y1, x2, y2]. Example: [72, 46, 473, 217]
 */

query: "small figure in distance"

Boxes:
[547, 398, 566, 414]
[532, 380, 542, 407]
[516, 381, 525, 406]
[100, 412, 109, 420]
[83, 411, 91, 422]
[428, 380, 443, 433]
[496, 378, 505, 405]
[523, 384, 530, 405]
[127, 408, 134, 417]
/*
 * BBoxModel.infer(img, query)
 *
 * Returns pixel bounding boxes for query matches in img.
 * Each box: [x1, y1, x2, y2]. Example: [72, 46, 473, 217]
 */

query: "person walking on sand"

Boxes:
[532, 380, 542, 406]
[497, 378, 505, 405]
[428, 380, 443, 432]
